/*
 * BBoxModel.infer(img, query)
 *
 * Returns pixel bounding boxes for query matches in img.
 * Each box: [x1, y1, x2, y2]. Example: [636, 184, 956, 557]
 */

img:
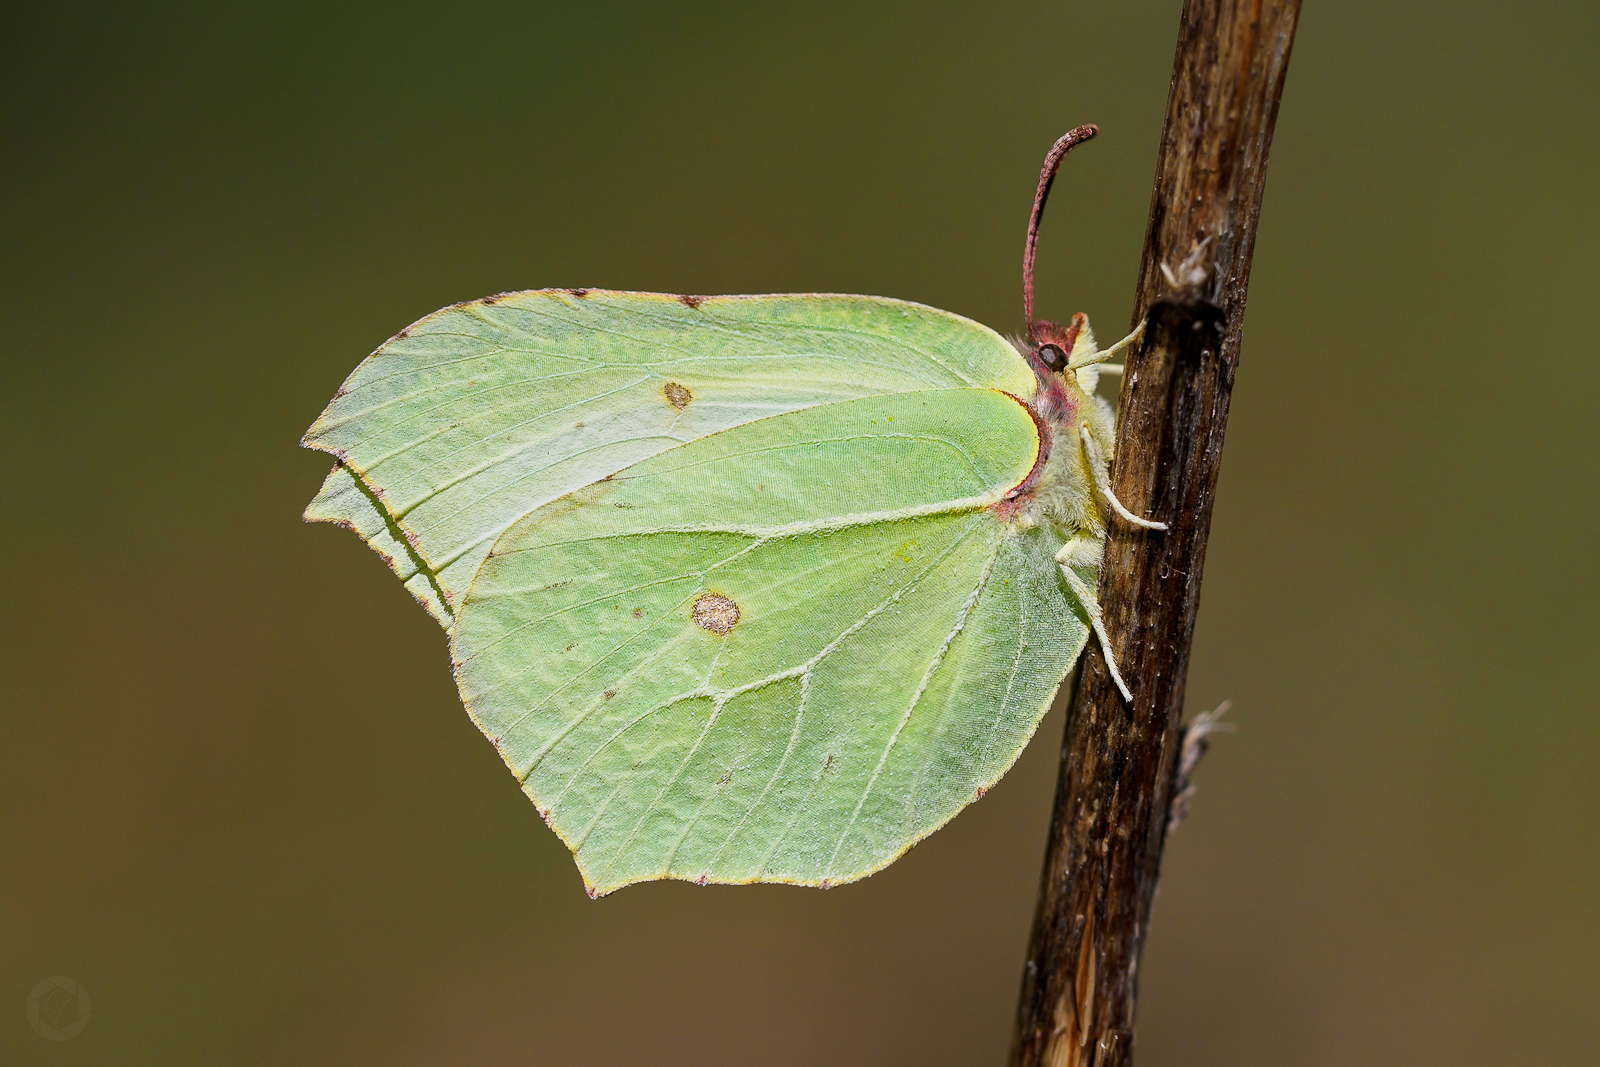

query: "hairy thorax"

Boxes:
[993, 316, 1118, 544]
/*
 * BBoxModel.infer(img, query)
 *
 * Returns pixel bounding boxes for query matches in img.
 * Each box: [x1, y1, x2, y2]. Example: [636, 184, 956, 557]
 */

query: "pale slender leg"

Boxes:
[1068, 319, 1145, 371]
[1079, 427, 1168, 531]
[1055, 558, 1133, 704]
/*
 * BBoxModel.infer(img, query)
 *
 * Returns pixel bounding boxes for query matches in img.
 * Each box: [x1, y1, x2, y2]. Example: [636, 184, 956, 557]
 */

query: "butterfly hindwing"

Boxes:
[450, 389, 1089, 894]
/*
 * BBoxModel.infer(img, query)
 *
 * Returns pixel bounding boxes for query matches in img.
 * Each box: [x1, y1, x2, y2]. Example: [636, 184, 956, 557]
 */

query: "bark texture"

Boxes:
[1009, 2, 1301, 1064]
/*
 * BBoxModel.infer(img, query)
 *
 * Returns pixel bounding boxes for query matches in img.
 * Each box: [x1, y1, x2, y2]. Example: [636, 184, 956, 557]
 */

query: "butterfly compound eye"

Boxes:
[1036, 343, 1067, 372]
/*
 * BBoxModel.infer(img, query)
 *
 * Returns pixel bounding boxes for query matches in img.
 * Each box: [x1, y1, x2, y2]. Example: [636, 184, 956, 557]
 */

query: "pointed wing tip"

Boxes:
[301, 504, 358, 532]
[302, 491, 348, 528]
[300, 427, 337, 454]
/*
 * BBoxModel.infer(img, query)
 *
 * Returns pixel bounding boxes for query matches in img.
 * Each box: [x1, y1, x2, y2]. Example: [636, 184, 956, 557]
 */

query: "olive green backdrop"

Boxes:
[3, 2, 1595, 1064]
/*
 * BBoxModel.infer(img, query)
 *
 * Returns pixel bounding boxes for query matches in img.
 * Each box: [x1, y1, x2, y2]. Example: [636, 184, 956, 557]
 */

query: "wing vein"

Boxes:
[824, 534, 1003, 877]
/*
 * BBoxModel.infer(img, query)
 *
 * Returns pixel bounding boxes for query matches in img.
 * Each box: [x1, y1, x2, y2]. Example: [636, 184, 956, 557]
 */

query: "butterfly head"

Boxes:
[1025, 315, 1082, 380]
[1015, 312, 1096, 432]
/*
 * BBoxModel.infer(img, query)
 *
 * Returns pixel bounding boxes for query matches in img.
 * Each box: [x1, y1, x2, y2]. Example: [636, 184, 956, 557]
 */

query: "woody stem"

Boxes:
[1008, 2, 1302, 1065]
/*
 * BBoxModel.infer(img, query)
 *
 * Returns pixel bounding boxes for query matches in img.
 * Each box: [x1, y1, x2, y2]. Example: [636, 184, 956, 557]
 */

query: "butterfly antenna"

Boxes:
[1023, 124, 1098, 336]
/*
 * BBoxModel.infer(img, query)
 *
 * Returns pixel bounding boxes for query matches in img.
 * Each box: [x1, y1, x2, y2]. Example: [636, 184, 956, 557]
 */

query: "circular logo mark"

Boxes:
[26, 977, 90, 1040]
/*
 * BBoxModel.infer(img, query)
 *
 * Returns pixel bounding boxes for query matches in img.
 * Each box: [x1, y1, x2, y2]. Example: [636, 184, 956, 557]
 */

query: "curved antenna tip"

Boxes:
[1024, 126, 1099, 333]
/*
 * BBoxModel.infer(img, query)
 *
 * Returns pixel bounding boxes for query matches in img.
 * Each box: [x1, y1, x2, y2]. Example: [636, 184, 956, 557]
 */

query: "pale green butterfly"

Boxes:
[302, 125, 1164, 896]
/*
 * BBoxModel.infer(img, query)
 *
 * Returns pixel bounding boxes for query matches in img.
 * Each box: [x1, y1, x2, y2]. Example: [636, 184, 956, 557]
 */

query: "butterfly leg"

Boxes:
[1067, 318, 1145, 371]
[1079, 426, 1168, 531]
[1055, 539, 1134, 703]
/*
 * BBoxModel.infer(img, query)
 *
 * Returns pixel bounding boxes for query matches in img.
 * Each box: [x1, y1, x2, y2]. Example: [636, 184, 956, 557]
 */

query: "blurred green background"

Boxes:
[3, 1, 1595, 1063]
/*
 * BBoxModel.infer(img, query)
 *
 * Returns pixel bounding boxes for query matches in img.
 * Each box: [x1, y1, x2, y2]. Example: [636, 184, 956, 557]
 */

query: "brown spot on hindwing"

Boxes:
[691, 593, 740, 635]
[663, 381, 693, 410]
[677, 294, 706, 309]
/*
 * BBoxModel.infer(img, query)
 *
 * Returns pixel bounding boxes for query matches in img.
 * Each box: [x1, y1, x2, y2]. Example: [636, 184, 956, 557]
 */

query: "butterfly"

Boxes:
[302, 125, 1163, 896]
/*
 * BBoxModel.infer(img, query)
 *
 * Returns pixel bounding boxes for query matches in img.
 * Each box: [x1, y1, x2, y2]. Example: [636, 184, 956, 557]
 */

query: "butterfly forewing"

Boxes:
[303, 291, 1033, 623]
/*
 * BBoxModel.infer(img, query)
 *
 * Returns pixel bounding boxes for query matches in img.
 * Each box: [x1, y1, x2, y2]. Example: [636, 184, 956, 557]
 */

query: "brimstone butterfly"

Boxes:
[302, 125, 1164, 896]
